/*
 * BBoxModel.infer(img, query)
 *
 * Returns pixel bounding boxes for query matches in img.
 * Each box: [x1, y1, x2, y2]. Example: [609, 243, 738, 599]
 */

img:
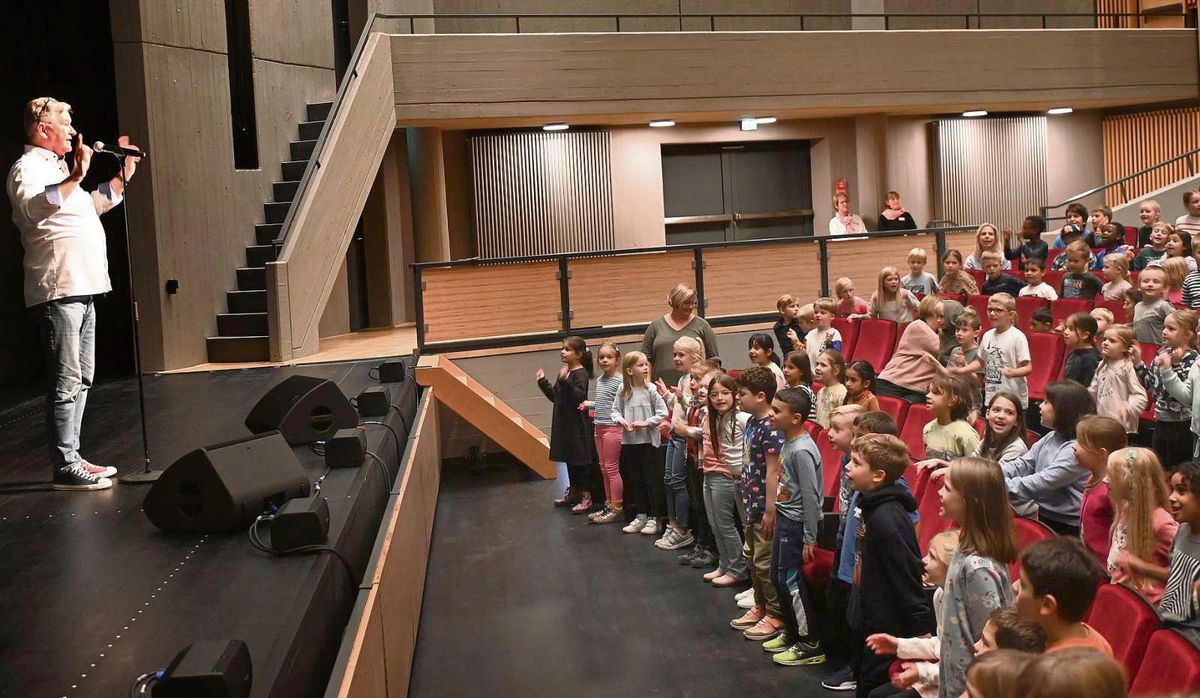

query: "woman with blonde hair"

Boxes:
[829, 191, 867, 236]
[640, 282, 719, 386]
[965, 223, 1012, 271]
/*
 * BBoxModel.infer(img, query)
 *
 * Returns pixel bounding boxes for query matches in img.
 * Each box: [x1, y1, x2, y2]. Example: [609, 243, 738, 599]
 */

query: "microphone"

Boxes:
[93, 141, 148, 159]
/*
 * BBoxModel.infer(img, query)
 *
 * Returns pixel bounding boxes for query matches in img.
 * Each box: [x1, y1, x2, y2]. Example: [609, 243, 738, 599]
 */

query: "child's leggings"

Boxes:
[619, 443, 657, 518]
[594, 424, 623, 506]
[663, 434, 690, 526]
[703, 471, 747, 578]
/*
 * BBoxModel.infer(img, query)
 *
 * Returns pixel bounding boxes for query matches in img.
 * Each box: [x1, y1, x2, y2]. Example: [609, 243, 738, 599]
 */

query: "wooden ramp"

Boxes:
[415, 354, 556, 479]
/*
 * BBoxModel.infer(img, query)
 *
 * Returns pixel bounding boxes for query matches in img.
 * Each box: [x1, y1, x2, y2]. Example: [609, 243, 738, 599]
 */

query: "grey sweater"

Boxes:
[938, 553, 1012, 698]
[1000, 431, 1089, 527]
[611, 384, 668, 447]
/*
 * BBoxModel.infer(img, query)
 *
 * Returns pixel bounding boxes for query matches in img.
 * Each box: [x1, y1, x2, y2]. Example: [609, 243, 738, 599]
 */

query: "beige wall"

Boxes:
[1046, 109, 1107, 213]
[111, 0, 338, 370]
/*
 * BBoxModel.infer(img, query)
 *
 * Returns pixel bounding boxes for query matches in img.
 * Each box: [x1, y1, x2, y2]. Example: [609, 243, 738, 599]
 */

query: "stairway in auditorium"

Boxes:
[205, 101, 332, 363]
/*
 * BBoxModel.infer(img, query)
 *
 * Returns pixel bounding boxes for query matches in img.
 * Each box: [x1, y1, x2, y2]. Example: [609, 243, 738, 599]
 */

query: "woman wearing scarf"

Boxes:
[877, 190, 918, 231]
[829, 192, 867, 236]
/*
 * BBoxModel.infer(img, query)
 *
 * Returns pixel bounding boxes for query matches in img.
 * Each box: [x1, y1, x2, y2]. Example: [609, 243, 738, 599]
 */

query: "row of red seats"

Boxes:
[1088, 583, 1200, 694]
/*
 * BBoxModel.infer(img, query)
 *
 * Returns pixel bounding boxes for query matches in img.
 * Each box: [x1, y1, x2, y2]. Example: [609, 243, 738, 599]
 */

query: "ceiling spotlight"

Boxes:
[962, 110, 988, 118]
[755, 116, 777, 125]
[1047, 107, 1074, 115]
[740, 118, 758, 132]
[649, 120, 676, 128]
[543, 123, 569, 131]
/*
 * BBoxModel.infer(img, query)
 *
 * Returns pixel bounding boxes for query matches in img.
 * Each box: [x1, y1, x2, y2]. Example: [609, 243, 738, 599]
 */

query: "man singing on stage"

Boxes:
[6, 97, 141, 490]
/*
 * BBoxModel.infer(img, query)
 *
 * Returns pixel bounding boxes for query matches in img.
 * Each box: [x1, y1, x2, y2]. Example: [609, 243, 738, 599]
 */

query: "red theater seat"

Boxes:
[815, 428, 844, 501]
[917, 470, 954, 553]
[1026, 332, 1065, 401]
[876, 396, 910, 431]
[1051, 298, 1094, 328]
[967, 294, 991, 330]
[1045, 248, 1063, 269]
[1042, 269, 1064, 292]
[850, 320, 897, 370]
[966, 269, 986, 288]
[1097, 298, 1127, 324]
[1009, 517, 1055, 581]
[1129, 629, 1200, 695]
[1016, 295, 1050, 333]
[895, 322, 910, 351]
[832, 318, 858, 359]
[1088, 583, 1160, 680]
[899, 404, 934, 462]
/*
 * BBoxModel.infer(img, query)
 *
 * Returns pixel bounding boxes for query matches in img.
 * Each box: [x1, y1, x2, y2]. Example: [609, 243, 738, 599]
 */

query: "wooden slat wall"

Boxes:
[1103, 107, 1200, 207]
[932, 117, 1048, 231]
[703, 243, 823, 318]
[569, 252, 694, 329]
[469, 131, 616, 257]
[943, 230, 980, 265]
[421, 262, 561, 342]
[267, 33, 397, 360]
[826, 234, 941, 295]
[1097, 0, 1139, 27]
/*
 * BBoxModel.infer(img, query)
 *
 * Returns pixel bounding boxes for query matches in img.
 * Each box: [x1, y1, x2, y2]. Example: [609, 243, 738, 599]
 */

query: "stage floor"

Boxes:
[0, 358, 414, 698]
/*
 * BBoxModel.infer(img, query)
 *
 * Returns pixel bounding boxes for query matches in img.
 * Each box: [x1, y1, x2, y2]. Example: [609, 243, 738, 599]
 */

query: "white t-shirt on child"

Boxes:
[979, 325, 1031, 407]
[1019, 282, 1058, 301]
[805, 327, 844, 377]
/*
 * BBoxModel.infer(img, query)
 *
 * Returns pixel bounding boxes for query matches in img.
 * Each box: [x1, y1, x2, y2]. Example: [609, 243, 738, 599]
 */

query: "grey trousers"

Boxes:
[704, 471, 747, 578]
[31, 296, 96, 471]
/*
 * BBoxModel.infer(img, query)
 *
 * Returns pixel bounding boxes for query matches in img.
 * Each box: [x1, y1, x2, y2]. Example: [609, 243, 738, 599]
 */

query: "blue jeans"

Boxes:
[664, 435, 690, 527]
[32, 296, 96, 471]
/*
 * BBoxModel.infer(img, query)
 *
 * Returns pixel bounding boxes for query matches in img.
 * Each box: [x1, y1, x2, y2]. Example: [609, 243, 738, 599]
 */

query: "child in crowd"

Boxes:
[588, 341, 624, 524]
[1073, 415, 1127, 564]
[1134, 266, 1173, 344]
[939, 249, 979, 297]
[1014, 537, 1112, 656]
[1051, 226, 1094, 272]
[732, 367, 786, 639]
[538, 336, 597, 510]
[1134, 199, 1162, 248]
[1059, 240, 1103, 300]
[936, 456, 1018, 698]
[845, 360, 880, 412]
[748, 332, 787, 390]
[675, 362, 720, 564]
[1159, 461, 1200, 639]
[1052, 202, 1090, 248]
[1085, 206, 1113, 246]
[1091, 307, 1115, 339]
[1090, 324, 1147, 436]
[1164, 229, 1197, 272]
[782, 351, 818, 422]
[1029, 308, 1053, 334]
[804, 297, 844, 373]
[658, 337, 705, 549]
[1163, 256, 1189, 306]
[980, 251, 1025, 296]
[612, 351, 669, 534]
[1019, 257, 1057, 300]
[1015, 648, 1128, 698]
[774, 294, 805, 355]
[919, 375, 980, 464]
[1004, 215, 1049, 269]
[763, 388, 827, 666]
[901, 247, 939, 295]
[1148, 310, 1200, 471]
[864, 529, 960, 698]
[864, 266, 920, 323]
[947, 309, 983, 390]
[964, 650, 1037, 698]
[1101, 253, 1132, 301]
[973, 607, 1047, 655]
[1132, 220, 1169, 271]
[1091, 222, 1131, 271]
[1122, 289, 1141, 329]
[965, 223, 1011, 271]
[814, 350, 848, 429]
[701, 373, 749, 585]
[941, 293, 1030, 409]
[978, 392, 1029, 463]
[836, 277, 871, 317]
[1002, 381, 1094, 535]
[845, 433, 934, 697]
[1107, 447, 1179, 604]
[1176, 187, 1200, 238]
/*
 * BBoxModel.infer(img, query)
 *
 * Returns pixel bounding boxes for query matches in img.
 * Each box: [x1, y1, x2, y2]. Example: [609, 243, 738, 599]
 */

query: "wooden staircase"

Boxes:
[414, 355, 555, 479]
[205, 101, 333, 362]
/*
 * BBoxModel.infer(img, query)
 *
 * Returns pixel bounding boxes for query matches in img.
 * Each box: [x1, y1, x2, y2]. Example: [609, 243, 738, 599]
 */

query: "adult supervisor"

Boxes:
[640, 283, 719, 386]
[875, 295, 946, 403]
[7, 97, 141, 490]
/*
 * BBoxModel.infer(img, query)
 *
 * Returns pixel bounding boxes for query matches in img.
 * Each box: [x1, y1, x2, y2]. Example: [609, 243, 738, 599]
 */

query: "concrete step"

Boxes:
[264, 201, 290, 225]
[281, 160, 308, 181]
[246, 244, 277, 268]
[255, 223, 282, 246]
[217, 312, 268, 337]
[298, 120, 324, 141]
[236, 266, 266, 291]
[289, 140, 317, 161]
[206, 335, 270, 363]
[306, 102, 332, 121]
[272, 180, 299, 202]
[227, 289, 266, 314]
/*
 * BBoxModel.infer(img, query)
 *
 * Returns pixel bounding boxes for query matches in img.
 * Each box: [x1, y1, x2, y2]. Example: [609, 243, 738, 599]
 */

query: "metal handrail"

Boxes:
[1040, 145, 1200, 223]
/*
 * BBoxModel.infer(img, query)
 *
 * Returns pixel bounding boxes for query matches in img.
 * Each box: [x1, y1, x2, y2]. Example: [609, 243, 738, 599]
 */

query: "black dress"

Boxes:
[876, 211, 917, 231]
[538, 367, 592, 465]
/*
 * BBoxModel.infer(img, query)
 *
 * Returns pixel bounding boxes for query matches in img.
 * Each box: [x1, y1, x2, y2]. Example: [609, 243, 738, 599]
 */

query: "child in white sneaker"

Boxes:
[612, 351, 668, 535]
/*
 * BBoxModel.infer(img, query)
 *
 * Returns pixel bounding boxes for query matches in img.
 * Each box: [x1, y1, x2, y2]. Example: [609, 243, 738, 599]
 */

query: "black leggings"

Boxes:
[619, 443, 660, 519]
[874, 379, 926, 404]
[685, 455, 715, 550]
[1154, 419, 1195, 473]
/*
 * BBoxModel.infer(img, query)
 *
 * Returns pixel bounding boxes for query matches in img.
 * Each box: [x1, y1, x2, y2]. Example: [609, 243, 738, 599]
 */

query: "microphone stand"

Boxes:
[100, 151, 158, 483]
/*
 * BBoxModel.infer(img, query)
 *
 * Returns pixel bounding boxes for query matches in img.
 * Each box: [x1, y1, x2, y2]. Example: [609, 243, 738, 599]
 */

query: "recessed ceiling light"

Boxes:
[543, 123, 569, 131]
[755, 116, 777, 125]
[1047, 107, 1074, 115]
[740, 118, 758, 132]
[962, 110, 988, 118]
[649, 120, 675, 128]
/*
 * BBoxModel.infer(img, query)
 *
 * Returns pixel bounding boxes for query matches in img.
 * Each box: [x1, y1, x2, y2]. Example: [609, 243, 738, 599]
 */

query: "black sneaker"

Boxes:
[677, 546, 699, 565]
[52, 463, 113, 491]
[821, 666, 856, 691]
[690, 549, 718, 568]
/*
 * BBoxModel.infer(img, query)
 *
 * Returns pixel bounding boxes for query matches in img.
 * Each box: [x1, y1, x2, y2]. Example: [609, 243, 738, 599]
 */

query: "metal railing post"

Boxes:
[818, 238, 830, 297]
[936, 230, 948, 278]
[413, 265, 426, 351]
[694, 248, 707, 318]
[558, 256, 572, 334]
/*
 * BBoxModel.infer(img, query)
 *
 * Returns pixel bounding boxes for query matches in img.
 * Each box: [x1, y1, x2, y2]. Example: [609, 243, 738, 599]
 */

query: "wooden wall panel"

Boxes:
[826, 234, 939, 294]
[421, 262, 561, 342]
[338, 589, 388, 698]
[1103, 107, 1200, 207]
[943, 229, 979, 264]
[932, 117, 1048, 231]
[569, 252, 694, 329]
[703, 243, 823, 317]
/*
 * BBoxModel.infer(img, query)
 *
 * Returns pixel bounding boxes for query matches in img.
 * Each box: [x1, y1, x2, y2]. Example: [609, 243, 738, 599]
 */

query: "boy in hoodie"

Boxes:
[845, 433, 934, 698]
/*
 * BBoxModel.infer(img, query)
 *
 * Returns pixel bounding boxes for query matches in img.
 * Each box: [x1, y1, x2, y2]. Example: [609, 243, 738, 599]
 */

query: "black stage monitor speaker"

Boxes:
[377, 360, 408, 383]
[153, 639, 252, 698]
[356, 386, 389, 417]
[143, 432, 311, 533]
[244, 375, 357, 444]
[325, 428, 366, 469]
[270, 495, 330, 550]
